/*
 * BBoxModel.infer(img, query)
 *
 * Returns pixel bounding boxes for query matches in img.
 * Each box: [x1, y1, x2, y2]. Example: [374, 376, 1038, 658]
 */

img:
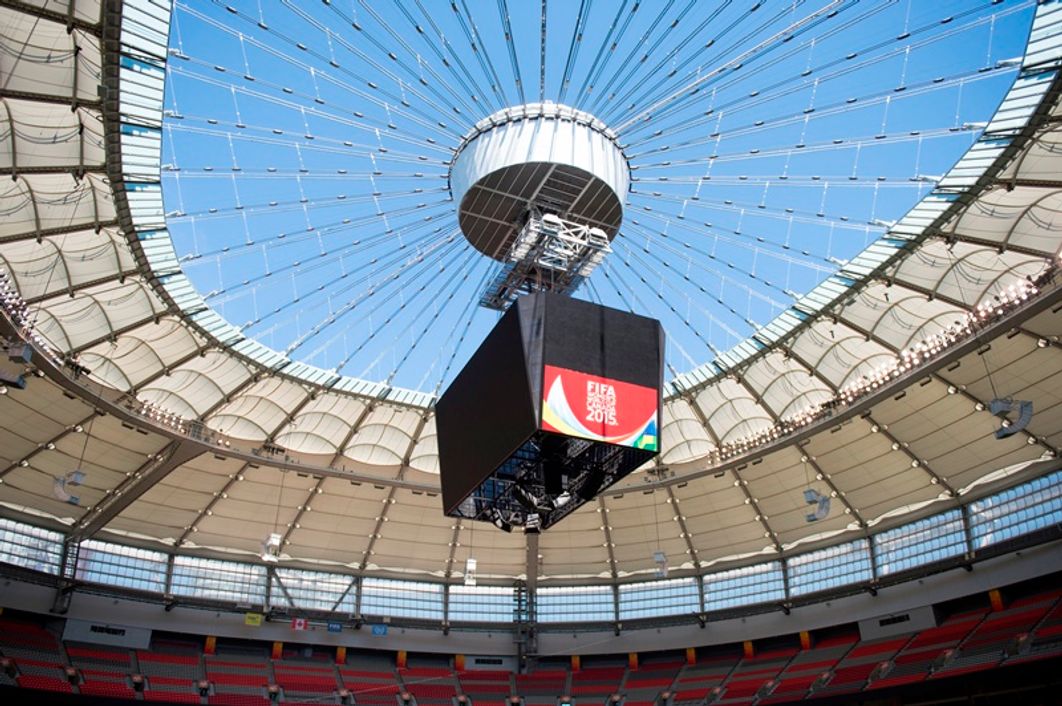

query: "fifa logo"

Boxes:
[586, 380, 618, 426]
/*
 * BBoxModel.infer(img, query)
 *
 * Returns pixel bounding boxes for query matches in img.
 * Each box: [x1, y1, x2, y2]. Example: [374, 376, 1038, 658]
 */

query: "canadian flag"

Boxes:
[291, 618, 308, 631]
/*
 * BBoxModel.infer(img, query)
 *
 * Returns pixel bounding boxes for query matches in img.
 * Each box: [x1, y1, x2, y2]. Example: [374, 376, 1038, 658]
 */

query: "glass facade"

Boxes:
[538, 585, 615, 623]
[449, 585, 516, 623]
[618, 578, 700, 620]
[272, 567, 357, 613]
[874, 508, 966, 576]
[969, 471, 1062, 548]
[0, 471, 1057, 626]
[787, 539, 872, 596]
[703, 561, 786, 611]
[170, 556, 267, 604]
[76, 539, 168, 593]
[360, 578, 443, 620]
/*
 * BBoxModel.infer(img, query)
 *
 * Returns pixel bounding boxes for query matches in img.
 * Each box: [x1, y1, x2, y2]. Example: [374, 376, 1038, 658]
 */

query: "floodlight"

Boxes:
[261, 532, 282, 563]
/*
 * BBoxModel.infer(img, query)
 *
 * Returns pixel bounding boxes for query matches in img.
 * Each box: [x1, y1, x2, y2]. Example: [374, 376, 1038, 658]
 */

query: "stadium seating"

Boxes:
[1, 585, 1061, 705]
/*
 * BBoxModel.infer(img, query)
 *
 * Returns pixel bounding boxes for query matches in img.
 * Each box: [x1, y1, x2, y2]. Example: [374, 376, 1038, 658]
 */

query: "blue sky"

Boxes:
[161, 0, 1037, 392]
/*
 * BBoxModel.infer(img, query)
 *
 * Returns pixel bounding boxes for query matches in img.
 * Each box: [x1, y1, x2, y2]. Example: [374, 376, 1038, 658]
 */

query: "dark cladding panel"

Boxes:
[436, 304, 538, 515]
[438, 292, 663, 531]
[541, 294, 663, 389]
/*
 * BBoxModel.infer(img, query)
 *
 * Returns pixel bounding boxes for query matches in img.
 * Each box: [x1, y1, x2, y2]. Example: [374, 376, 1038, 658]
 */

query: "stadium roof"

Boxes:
[0, 0, 1060, 584]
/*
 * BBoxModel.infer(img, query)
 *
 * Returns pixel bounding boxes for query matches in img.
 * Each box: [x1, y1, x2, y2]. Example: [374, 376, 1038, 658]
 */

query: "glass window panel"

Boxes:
[969, 471, 1062, 548]
[874, 509, 966, 576]
[170, 556, 266, 604]
[618, 578, 700, 620]
[538, 585, 614, 624]
[360, 578, 443, 620]
[703, 561, 785, 611]
[788, 539, 872, 596]
[273, 568, 356, 613]
[76, 539, 167, 593]
[0, 518, 63, 574]
[448, 585, 515, 623]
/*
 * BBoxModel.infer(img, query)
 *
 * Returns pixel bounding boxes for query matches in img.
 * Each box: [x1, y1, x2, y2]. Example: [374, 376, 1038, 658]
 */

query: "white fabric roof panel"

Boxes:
[743, 352, 834, 418]
[607, 491, 695, 577]
[81, 318, 204, 392]
[1, 101, 104, 170]
[406, 419, 439, 474]
[659, 397, 716, 465]
[342, 405, 425, 468]
[695, 378, 774, 443]
[0, 12, 101, 102]
[139, 350, 253, 419]
[273, 393, 370, 455]
[208, 377, 310, 442]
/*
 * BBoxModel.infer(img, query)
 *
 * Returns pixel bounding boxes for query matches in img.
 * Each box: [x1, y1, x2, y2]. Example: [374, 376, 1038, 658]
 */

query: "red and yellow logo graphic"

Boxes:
[540, 365, 658, 450]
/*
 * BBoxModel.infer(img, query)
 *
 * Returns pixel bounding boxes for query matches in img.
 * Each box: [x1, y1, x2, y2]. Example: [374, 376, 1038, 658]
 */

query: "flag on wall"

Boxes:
[291, 618, 309, 631]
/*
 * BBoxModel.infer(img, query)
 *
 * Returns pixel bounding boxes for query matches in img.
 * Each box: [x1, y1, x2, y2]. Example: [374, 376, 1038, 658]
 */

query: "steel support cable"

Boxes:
[290, 233, 464, 361]
[617, 241, 766, 355]
[614, 0, 894, 135]
[602, 257, 702, 373]
[450, 0, 510, 108]
[384, 0, 490, 115]
[631, 175, 940, 188]
[595, 0, 718, 122]
[166, 168, 447, 182]
[424, 260, 495, 395]
[160, 66, 452, 153]
[628, 0, 1028, 145]
[166, 33, 454, 148]
[622, 37, 1018, 149]
[597, 259, 636, 313]
[376, 247, 484, 386]
[492, 0, 525, 104]
[585, 0, 677, 116]
[164, 116, 449, 165]
[629, 123, 980, 164]
[612, 0, 863, 134]
[236, 224, 455, 338]
[621, 222, 819, 312]
[628, 187, 886, 235]
[611, 0, 849, 135]
[628, 69, 1002, 162]
[177, 198, 454, 265]
[624, 201, 837, 275]
[195, 214, 452, 309]
[556, 0, 592, 105]
[164, 59, 456, 152]
[621, 222, 796, 316]
[539, 0, 547, 101]
[571, 0, 635, 110]
[408, 0, 502, 113]
[166, 185, 449, 224]
[275, 0, 472, 131]
[221, 226, 452, 339]
[190, 2, 462, 138]
[321, 236, 469, 372]
[330, 0, 483, 119]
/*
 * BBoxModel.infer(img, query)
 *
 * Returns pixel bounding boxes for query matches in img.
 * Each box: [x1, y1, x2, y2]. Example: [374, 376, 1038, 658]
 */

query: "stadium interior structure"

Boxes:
[1, 0, 1062, 704]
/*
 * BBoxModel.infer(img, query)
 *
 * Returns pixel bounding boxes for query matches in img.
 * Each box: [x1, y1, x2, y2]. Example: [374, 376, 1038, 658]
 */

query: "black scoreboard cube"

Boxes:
[437, 293, 663, 531]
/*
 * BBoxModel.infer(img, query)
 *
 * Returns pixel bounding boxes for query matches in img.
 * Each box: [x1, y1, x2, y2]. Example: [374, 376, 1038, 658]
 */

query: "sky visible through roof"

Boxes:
[160, 0, 1036, 395]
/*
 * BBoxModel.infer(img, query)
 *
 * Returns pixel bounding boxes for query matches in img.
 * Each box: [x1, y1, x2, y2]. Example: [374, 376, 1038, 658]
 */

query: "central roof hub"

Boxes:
[449, 102, 630, 309]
